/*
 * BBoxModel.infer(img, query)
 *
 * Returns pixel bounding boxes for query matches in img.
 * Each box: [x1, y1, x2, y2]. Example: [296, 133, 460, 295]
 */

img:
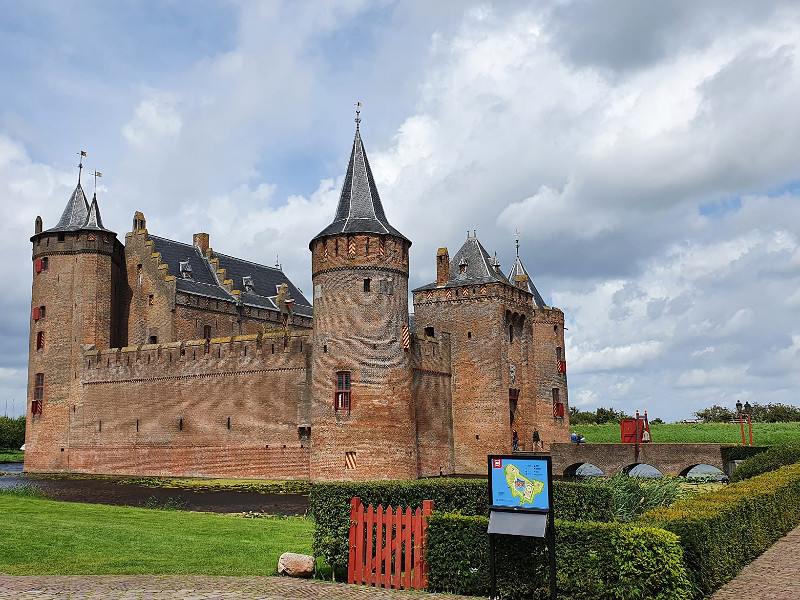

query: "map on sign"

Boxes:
[490, 457, 549, 510]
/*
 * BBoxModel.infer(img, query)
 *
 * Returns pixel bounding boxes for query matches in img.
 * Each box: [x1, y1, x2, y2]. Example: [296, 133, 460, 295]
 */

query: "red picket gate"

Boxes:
[348, 497, 433, 590]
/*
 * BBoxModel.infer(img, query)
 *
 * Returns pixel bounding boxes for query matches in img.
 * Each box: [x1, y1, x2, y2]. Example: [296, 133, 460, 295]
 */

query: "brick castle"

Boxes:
[25, 124, 570, 481]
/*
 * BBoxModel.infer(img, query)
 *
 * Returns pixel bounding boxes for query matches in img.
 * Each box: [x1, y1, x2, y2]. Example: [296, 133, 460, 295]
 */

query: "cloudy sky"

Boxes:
[2, 0, 800, 421]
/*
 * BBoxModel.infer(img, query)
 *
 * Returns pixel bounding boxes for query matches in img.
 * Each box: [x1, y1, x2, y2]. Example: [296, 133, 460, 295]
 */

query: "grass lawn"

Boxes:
[0, 490, 314, 575]
[577, 421, 800, 445]
[0, 450, 24, 462]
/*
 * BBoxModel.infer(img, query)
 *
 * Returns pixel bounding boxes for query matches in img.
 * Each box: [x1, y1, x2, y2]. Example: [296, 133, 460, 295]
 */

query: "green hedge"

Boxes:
[426, 513, 691, 600]
[0, 416, 25, 450]
[643, 462, 800, 597]
[730, 442, 800, 482]
[309, 478, 614, 575]
[719, 445, 770, 463]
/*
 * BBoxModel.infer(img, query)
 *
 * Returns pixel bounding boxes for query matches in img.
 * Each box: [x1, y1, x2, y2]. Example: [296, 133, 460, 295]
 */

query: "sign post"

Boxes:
[487, 454, 556, 600]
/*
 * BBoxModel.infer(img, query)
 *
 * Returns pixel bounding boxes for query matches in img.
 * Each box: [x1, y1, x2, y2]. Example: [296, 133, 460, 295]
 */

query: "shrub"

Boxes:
[309, 478, 614, 576]
[0, 416, 25, 450]
[730, 442, 800, 482]
[643, 462, 800, 598]
[426, 513, 691, 600]
[719, 445, 770, 463]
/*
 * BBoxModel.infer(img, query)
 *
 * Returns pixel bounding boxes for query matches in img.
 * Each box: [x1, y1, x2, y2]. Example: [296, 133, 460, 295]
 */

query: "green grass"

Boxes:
[0, 491, 314, 575]
[576, 422, 800, 445]
[0, 450, 24, 463]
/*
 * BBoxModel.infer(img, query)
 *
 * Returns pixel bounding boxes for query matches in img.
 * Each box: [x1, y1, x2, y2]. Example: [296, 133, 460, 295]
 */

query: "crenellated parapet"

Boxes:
[84, 331, 310, 380]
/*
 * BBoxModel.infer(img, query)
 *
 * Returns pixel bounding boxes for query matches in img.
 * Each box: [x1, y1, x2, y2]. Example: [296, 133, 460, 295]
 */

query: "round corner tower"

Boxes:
[309, 124, 417, 481]
[26, 180, 123, 472]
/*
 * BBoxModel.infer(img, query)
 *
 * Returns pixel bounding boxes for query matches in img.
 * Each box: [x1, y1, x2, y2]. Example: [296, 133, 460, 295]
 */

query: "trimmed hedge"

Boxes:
[643, 461, 800, 598]
[730, 442, 800, 482]
[719, 445, 770, 463]
[426, 513, 691, 600]
[309, 478, 614, 575]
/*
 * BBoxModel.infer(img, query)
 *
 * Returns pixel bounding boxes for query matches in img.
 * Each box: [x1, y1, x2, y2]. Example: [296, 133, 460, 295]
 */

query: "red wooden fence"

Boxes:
[348, 497, 433, 591]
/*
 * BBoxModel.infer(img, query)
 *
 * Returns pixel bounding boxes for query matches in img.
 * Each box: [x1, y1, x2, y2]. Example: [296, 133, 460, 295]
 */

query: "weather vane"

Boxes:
[93, 171, 102, 194]
[77, 150, 86, 183]
[515, 229, 520, 257]
[355, 101, 362, 130]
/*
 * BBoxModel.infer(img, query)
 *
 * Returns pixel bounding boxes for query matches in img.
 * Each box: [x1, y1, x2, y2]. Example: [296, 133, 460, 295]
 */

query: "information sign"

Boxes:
[489, 456, 550, 512]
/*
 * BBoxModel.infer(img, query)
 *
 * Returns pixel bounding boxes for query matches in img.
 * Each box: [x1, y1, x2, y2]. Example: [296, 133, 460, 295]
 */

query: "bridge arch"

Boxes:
[679, 463, 725, 478]
[623, 463, 665, 477]
[563, 462, 605, 478]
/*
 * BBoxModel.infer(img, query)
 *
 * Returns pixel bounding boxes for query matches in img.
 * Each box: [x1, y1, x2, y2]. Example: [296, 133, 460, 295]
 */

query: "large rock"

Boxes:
[277, 552, 315, 578]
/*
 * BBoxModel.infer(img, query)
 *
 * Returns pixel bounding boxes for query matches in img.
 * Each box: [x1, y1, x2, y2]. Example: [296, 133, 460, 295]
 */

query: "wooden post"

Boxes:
[421, 500, 434, 588]
[747, 414, 753, 446]
[365, 504, 374, 585]
[349, 497, 361, 584]
[739, 413, 746, 445]
[403, 506, 412, 589]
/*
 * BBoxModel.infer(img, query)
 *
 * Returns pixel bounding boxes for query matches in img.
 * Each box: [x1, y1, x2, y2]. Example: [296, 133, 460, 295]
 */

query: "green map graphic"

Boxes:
[503, 463, 545, 505]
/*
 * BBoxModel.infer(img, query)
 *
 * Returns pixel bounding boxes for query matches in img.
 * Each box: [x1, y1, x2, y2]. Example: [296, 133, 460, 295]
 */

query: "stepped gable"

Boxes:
[508, 254, 546, 308]
[214, 252, 313, 318]
[46, 182, 90, 232]
[413, 234, 510, 291]
[310, 127, 409, 245]
[149, 235, 312, 316]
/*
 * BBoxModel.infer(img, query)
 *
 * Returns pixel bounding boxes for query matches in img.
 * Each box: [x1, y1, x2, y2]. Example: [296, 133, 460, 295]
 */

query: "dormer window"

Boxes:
[243, 275, 254, 292]
[459, 258, 467, 274]
[179, 260, 192, 279]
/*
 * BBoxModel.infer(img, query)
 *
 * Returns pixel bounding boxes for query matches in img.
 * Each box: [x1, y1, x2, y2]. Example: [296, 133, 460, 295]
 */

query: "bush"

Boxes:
[0, 416, 25, 450]
[730, 442, 800, 482]
[643, 462, 800, 597]
[426, 513, 691, 600]
[719, 445, 770, 463]
[309, 478, 614, 576]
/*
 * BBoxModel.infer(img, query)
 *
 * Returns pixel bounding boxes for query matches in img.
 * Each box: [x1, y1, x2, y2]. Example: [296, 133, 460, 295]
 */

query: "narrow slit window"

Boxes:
[363, 278, 371, 292]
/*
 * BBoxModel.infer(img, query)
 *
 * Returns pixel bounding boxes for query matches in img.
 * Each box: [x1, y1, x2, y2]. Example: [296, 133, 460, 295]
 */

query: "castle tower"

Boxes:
[309, 121, 417, 481]
[26, 174, 124, 472]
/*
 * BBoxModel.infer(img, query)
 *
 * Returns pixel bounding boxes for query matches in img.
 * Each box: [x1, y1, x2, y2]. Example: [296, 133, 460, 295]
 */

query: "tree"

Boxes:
[594, 407, 632, 424]
[569, 406, 596, 425]
[693, 405, 735, 423]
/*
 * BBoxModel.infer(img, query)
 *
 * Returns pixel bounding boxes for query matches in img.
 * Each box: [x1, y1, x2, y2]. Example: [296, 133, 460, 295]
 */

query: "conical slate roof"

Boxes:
[508, 254, 546, 308]
[48, 183, 90, 232]
[412, 234, 511, 291]
[310, 128, 409, 246]
[83, 194, 111, 231]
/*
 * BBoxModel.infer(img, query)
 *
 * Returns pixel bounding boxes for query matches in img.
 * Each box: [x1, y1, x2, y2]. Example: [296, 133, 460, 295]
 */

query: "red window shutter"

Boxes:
[558, 360, 567, 373]
[35, 258, 42, 273]
[33, 307, 40, 320]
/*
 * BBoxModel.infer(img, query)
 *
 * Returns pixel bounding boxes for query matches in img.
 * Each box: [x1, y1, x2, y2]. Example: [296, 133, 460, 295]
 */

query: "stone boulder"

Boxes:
[277, 552, 315, 578]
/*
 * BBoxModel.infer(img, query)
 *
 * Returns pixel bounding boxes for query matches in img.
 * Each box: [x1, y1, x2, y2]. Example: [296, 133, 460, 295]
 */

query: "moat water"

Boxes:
[0, 463, 309, 515]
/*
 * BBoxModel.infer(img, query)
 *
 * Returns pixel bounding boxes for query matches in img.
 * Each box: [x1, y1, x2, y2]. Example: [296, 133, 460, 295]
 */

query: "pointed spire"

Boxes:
[507, 239, 546, 308]
[83, 193, 107, 230]
[50, 182, 90, 231]
[311, 118, 409, 246]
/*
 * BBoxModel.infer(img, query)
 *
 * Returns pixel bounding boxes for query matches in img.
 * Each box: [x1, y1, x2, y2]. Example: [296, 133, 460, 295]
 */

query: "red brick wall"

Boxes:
[25, 333, 312, 479]
[309, 234, 418, 481]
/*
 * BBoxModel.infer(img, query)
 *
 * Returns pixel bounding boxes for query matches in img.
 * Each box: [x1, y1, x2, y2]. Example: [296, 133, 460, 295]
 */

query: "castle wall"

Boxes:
[413, 281, 570, 474]
[26, 333, 312, 479]
[309, 234, 418, 481]
[411, 333, 454, 477]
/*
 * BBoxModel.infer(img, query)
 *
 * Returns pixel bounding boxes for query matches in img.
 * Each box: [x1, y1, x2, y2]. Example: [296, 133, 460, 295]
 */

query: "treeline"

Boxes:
[568, 406, 652, 425]
[694, 402, 800, 423]
[0, 416, 25, 450]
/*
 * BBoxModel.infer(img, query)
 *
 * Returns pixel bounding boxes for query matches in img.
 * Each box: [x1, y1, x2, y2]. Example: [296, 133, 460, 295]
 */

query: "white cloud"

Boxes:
[121, 92, 183, 148]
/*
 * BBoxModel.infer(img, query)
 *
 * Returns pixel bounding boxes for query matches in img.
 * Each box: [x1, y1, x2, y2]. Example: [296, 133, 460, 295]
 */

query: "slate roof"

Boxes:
[311, 128, 409, 246]
[508, 255, 546, 308]
[47, 183, 90, 232]
[413, 235, 511, 292]
[149, 236, 312, 317]
[45, 183, 114, 234]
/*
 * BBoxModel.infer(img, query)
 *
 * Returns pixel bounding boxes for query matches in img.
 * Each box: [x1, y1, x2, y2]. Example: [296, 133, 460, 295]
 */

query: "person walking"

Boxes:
[512, 429, 519, 452]
[532, 429, 541, 451]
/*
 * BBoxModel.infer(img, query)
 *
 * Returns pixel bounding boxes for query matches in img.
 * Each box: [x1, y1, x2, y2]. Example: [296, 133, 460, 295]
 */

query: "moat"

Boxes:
[0, 464, 309, 515]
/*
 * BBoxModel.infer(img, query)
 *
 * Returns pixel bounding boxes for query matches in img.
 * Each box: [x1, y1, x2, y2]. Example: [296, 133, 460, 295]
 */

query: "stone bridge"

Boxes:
[549, 442, 731, 477]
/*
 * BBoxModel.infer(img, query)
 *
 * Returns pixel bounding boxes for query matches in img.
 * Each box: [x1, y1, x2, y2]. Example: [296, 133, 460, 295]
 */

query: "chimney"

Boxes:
[193, 232, 210, 256]
[436, 247, 450, 287]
